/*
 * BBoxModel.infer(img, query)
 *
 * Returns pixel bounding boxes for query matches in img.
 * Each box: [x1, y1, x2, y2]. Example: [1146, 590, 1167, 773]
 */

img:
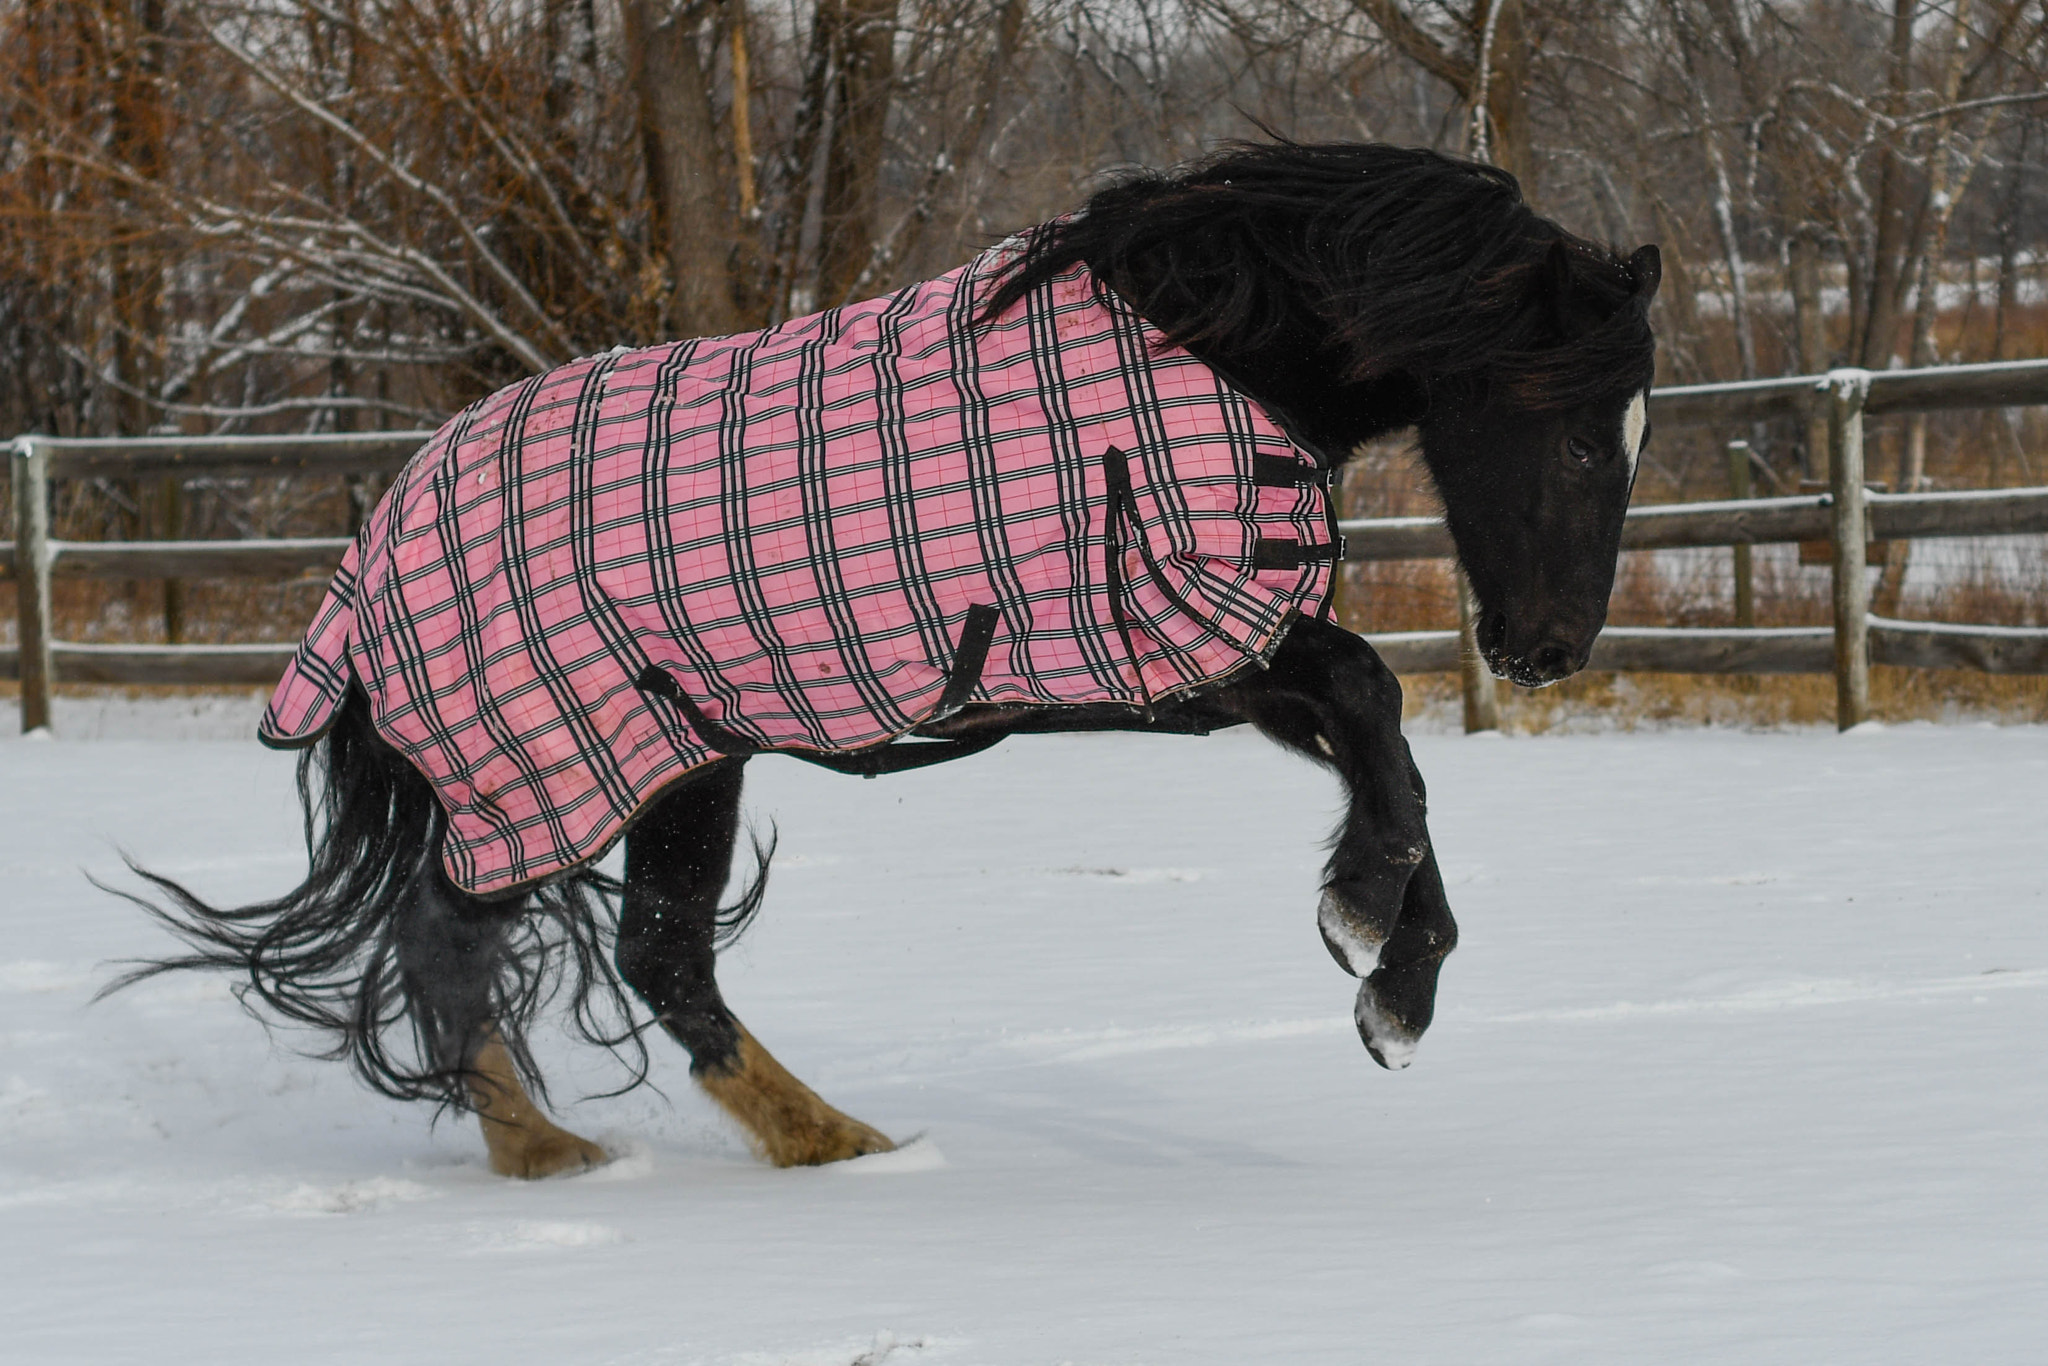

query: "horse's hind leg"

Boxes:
[616, 761, 894, 1166]
[394, 871, 607, 1178]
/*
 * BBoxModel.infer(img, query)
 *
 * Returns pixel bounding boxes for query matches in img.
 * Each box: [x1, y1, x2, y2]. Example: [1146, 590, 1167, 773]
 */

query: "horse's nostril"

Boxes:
[1477, 609, 1508, 651]
[1531, 642, 1574, 678]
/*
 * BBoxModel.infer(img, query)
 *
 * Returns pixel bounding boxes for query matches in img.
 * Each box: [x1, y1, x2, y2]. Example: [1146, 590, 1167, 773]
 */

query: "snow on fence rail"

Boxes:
[5, 361, 2048, 733]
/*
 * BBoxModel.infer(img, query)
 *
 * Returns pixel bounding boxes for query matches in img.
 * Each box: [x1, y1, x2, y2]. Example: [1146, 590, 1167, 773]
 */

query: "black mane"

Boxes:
[981, 141, 1655, 421]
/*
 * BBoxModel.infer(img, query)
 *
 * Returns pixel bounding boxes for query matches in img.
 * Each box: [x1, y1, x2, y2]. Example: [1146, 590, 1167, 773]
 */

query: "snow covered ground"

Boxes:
[3, 707, 2045, 1364]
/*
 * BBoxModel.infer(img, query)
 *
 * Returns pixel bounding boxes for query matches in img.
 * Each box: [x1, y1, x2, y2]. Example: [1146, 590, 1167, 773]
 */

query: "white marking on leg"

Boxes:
[1317, 890, 1384, 978]
[1622, 390, 1648, 474]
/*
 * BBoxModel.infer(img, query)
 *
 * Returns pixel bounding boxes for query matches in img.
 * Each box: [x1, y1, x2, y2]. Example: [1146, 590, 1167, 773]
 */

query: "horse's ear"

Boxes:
[1627, 244, 1662, 304]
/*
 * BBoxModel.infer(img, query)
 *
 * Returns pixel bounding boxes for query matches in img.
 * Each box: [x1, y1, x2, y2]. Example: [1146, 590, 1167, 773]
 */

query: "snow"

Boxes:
[3, 710, 2046, 1364]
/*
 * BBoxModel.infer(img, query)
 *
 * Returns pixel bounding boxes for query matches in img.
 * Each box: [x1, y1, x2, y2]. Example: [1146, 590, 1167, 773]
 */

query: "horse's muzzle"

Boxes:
[1476, 610, 1592, 688]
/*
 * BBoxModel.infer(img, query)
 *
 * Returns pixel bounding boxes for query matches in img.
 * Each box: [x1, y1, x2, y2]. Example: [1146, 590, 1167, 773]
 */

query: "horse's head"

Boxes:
[1417, 239, 1661, 688]
[971, 140, 1661, 688]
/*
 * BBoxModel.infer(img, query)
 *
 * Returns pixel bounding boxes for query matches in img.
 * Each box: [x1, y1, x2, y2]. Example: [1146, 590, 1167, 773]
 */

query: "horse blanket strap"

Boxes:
[1252, 537, 1346, 571]
[633, 662, 1007, 777]
[259, 244, 1333, 894]
[1253, 452, 1329, 489]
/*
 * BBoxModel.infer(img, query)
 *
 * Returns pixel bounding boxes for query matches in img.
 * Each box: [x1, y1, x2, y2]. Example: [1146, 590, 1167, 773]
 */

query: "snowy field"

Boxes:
[3, 702, 2046, 1364]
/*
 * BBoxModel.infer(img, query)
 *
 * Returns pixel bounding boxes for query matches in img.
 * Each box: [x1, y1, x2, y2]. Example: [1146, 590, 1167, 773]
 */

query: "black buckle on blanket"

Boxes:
[1252, 537, 1345, 571]
[1253, 453, 1329, 488]
[634, 604, 1008, 779]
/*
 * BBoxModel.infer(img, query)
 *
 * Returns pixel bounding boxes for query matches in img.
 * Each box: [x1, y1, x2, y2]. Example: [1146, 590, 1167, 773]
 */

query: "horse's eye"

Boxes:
[1566, 436, 1595, 465]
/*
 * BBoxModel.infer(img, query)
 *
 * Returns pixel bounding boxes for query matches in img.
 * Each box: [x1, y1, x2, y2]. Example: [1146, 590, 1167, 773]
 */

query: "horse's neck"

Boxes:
[1107, 257, 1422, 465]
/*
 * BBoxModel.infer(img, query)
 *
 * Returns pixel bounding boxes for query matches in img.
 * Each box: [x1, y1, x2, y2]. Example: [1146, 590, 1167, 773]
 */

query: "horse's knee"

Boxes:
[1276, 614, 1403, 700]
[1248, 617, 1406, 764]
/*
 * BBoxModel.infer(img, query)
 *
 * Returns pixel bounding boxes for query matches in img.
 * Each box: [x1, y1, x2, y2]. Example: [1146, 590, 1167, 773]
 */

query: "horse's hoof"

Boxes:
[757, 1105, 892, 1171]
[696, 1026, 897, 1167]
[489, 1128, 610, 1180]
[1317, 887, 1387, 978]
[772, 1112, 897, 1167]
[1354, 978, 1421, 1071]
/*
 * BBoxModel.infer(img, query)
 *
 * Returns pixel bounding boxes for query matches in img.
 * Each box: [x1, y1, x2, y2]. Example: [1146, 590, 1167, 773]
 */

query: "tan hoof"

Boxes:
[697, 1025, 895, 1168]
[483, 1120, 609, 1181]
[468, 1035, 608, 1180]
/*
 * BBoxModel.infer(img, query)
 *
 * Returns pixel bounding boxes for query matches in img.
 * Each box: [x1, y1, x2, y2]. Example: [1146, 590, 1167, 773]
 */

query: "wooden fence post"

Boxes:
[1455, 567, 1499, 733]
[1826, 371, 1871, 729]
[1726, 438, 1754, 628]
[12, 439, 54, 732]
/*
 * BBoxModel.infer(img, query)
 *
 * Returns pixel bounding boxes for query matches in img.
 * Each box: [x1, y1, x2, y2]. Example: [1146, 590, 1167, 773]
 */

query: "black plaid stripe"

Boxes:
[258, 547, 359, 742]
[715, 323, 832, 745]
[630, 337, 726, 753]
[943, 261, 1036, 673]
[870, 281, 953, 668]
[1005, 269, 1134, 696]
[428, 374, 584, 877]
[372, 400, 531, 884]
[792, 305, 918, 732]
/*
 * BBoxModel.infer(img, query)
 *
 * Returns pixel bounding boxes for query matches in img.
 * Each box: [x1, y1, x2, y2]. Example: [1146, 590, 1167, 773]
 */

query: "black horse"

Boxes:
[113, 142, 1658, 1179]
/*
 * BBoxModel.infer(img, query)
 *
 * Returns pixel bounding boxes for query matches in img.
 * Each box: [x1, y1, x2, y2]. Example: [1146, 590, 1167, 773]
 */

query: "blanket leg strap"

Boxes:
[634, 603, 1009, 778]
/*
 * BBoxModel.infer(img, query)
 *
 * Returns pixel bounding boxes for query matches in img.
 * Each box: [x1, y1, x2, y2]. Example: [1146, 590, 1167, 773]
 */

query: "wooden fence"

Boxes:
[5, 360, 2048, 733]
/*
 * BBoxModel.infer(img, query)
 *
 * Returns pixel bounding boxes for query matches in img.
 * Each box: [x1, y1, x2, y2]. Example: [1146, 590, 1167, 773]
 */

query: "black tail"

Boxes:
[100, 686, 770, 1110]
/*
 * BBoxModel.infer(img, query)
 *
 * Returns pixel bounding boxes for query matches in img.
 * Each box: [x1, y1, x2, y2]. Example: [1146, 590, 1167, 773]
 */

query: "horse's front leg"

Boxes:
[1216, 615, 1457, 1068]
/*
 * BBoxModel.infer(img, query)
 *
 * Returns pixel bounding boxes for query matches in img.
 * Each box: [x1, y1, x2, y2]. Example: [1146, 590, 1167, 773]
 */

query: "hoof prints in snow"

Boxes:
[471, 1220, 626, 1252]
[720, 1333, 932, 1366]
[834, 1135, 945, 1175]
[0, 961, 96, 994]
[1044, 865, 1206, 882]
[263, 1176, 441, 1216]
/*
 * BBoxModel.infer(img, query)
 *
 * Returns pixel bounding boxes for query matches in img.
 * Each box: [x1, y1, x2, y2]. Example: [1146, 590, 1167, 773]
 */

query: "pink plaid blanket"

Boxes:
[261, 248, 1336, 893]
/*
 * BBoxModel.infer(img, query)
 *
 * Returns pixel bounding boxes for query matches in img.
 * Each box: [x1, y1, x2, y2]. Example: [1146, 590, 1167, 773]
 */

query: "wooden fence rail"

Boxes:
[1342, 485, 2048, 561]
[8, 359, 2048, 732]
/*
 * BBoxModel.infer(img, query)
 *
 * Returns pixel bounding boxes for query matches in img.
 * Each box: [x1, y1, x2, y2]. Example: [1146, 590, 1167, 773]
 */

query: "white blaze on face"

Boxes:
[1622, 390, 1649, 475]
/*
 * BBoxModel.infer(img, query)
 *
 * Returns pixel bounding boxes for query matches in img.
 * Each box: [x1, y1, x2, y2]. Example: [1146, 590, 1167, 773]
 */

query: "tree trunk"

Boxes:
[622, 0, 744, 338]
[843, 0, 1025, 301]
[109, 0, 175, 633]
[1473, 0, 1534, 194]
[1648, 196, 1704, 372]
[728, 2, 758, 221]
[1993, 124, 2027, 362]
[815, 0, 899, 308]
[1788, 227, 1831, 477]
[1856, 0, 1923, 368]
